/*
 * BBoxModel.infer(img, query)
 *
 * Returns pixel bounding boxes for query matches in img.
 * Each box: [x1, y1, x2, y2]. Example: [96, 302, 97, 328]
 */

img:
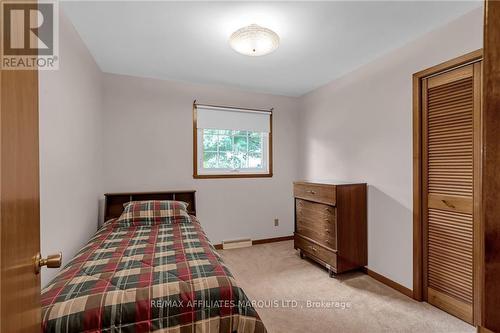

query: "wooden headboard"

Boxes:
[104, 190, 196, 221]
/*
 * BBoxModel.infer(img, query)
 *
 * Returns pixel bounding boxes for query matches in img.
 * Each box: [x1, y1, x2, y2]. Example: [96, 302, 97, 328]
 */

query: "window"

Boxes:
[193, 104, 272, 178]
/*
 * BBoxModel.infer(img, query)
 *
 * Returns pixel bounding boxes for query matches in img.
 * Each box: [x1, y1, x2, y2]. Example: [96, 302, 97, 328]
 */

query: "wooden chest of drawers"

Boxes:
[293, 181, 367, 277]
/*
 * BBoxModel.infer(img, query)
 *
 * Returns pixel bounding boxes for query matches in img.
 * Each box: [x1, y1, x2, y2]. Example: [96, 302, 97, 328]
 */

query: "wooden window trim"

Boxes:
[192, 102, 273, 179]
[412, 50, 483, 321]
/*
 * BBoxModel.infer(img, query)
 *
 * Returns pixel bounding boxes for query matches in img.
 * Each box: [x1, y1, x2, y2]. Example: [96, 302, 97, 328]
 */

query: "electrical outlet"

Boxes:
[274, 218, 279, 227]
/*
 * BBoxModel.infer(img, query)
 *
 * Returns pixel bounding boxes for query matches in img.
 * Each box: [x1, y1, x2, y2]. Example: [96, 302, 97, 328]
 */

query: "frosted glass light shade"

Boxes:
[229, 24, 280, 56]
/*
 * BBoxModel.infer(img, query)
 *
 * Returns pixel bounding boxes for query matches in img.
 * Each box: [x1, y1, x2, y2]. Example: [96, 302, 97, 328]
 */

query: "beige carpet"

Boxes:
[219, 240, 474, 333]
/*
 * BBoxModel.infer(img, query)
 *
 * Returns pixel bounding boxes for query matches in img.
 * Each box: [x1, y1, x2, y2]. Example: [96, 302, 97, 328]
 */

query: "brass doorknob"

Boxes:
[34, 252, 62, 274]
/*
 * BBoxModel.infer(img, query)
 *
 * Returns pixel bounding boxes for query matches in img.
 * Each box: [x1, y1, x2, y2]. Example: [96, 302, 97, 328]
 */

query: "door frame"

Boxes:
[481, 0, 500, 331]
[412, 49, 483, 323]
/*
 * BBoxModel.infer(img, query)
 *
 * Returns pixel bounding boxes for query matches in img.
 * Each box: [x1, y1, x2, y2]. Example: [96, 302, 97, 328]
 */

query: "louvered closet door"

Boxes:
[422, 63, 481, 324]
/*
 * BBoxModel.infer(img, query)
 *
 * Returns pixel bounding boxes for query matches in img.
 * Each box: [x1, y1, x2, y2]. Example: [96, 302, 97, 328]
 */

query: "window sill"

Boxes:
[193, 173, 273, 179]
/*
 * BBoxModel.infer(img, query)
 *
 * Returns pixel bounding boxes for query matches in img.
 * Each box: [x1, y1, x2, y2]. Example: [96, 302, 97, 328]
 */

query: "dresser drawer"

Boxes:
[294, 182, 336, 205]
[296, 199, 335, 222]
[296, 200, 336, 249]
[296, 224, 336, 249]
[295, 234, 337, 269]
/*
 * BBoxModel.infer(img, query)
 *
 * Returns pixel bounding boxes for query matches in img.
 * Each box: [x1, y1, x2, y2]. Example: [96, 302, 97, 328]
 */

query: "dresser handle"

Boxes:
[307, 190, 316, 195]
[309, 245, 318, 252]
[325, 229, 330, 233]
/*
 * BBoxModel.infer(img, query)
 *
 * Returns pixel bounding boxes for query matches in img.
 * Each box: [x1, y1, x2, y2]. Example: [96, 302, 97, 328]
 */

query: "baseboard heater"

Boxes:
[222, 238, 252, 250]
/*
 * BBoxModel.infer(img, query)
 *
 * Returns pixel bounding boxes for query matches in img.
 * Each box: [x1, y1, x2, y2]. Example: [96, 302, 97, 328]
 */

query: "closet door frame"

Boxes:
[412, 49, 483, 324]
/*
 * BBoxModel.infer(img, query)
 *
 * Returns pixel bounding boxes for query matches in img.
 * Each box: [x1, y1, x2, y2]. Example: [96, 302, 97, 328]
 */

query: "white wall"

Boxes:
[298, 8, 483, 289]
[102, 74, 300, 244]
[39, 10, 103, 286]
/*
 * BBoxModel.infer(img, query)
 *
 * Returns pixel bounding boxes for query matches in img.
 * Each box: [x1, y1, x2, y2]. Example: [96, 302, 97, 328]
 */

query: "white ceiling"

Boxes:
[62, 1, 481, 96]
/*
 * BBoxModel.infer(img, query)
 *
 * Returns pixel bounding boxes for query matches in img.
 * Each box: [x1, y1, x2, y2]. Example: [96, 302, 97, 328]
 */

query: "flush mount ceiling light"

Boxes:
[229, 24, 280, 57]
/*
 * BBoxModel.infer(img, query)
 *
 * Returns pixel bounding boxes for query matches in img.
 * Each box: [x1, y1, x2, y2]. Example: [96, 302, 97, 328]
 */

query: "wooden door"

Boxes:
[422, 62, 482, 324]
[0, 56, 42, 333]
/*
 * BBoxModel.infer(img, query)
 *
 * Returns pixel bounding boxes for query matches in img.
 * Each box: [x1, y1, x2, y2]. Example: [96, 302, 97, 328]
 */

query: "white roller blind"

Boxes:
[196, 105, 271, 133]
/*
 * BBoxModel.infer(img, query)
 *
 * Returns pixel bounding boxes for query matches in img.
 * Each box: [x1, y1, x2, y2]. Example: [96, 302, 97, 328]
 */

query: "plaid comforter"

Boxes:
[41, 218, 266, 333]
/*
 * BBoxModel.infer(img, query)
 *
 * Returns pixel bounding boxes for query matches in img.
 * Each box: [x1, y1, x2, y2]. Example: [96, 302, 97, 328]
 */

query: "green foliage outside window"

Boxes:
[202, 129, 264, 170]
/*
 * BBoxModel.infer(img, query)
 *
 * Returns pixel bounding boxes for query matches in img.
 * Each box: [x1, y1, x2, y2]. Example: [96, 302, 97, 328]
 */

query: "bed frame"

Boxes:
[104, 190, 196, 221]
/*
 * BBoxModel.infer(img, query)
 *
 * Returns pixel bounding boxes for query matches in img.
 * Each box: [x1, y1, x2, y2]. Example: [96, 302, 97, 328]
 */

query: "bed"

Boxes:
[41, 191, 267, 333]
